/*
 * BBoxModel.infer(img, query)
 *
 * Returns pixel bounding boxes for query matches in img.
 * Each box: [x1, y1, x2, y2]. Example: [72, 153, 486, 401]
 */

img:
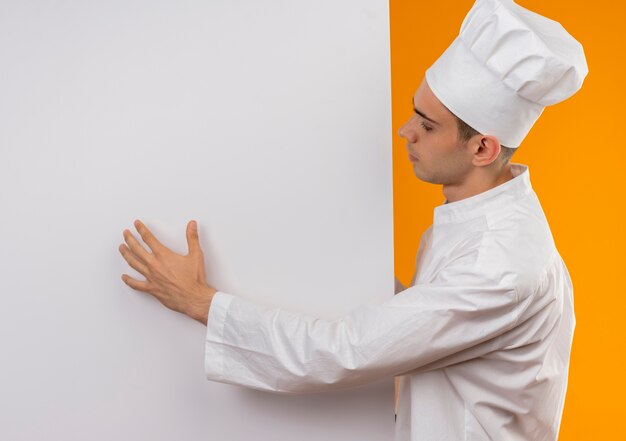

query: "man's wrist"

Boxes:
[189, 284, 217, 326]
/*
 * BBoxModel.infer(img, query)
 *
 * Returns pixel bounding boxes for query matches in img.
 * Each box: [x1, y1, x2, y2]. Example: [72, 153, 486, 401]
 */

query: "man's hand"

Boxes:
[118, 219, 217, 326]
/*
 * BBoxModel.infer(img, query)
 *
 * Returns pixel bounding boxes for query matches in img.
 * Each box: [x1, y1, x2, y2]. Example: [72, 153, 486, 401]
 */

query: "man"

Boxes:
[119, 0, 587, 439]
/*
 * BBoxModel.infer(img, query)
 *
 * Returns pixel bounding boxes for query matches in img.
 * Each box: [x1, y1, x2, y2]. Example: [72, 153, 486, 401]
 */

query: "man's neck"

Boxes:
[443, 163, 514, 204]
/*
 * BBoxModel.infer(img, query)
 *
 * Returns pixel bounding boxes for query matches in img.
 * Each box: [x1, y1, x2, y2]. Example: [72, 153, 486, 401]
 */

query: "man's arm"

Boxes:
[203, 260, 533, 395]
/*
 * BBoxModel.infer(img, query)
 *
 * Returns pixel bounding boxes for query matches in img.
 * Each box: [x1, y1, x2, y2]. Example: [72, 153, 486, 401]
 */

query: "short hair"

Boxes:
[453, 113, 517, 164]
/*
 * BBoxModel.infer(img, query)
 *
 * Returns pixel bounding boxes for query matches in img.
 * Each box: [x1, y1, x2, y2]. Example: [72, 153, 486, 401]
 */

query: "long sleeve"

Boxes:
[204, 255, 537, 395]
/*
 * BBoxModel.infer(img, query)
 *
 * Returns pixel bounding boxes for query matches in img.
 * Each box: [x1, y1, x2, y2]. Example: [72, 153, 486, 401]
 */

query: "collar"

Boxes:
[433, 163, 532, 226]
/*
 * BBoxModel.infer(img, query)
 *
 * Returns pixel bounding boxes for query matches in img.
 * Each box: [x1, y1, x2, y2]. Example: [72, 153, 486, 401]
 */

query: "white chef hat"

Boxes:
[425, 0, 588, 148]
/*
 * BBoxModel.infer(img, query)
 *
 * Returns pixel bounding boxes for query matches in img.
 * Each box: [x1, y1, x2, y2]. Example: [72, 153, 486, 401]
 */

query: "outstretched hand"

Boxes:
[118, 219, 217, 325]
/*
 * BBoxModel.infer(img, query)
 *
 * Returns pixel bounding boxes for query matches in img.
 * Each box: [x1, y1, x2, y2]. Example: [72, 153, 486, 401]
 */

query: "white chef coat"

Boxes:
[204, 162, 575, 441]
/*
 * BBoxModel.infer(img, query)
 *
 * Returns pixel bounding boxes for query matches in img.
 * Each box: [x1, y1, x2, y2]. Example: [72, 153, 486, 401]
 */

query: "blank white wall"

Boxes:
[0, 0, 395, 439]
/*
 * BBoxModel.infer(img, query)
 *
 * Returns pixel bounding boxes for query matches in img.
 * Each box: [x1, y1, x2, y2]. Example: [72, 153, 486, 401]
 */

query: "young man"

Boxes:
[120, 0, 587, 439]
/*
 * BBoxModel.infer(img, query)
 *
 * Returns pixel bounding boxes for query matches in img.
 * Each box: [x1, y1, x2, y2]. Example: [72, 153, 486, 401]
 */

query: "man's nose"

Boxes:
[397, 120, 415, 142]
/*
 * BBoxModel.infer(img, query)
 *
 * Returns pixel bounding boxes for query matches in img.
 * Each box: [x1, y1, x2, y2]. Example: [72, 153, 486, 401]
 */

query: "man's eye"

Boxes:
[420, 122, 432, 132]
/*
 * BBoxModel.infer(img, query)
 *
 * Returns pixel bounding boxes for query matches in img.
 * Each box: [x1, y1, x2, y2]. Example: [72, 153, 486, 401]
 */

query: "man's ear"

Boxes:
[472, 134, 501, 166]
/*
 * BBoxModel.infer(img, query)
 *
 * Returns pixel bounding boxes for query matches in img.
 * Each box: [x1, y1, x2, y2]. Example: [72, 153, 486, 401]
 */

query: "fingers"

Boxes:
[133, 219, 165, 255]
[121, 273, 151, 292]
[119, 243, 150, 277]
[186, 220, 201, 256]
[123, 228, 152, 262]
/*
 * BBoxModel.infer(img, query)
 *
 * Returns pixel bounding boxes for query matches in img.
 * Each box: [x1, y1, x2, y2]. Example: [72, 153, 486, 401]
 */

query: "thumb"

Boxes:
[186, 220, 200, 255]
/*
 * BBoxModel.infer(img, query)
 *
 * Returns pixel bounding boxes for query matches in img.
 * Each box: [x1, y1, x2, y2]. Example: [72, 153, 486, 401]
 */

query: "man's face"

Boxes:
[398, 77, 473, 185]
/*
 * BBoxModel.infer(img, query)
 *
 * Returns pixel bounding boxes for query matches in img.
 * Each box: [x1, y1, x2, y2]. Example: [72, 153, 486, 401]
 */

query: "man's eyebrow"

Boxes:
[412, 98, 440, 125]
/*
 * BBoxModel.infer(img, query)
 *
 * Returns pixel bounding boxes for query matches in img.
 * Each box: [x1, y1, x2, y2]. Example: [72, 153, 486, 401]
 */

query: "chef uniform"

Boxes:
[204, 0, 588, 440]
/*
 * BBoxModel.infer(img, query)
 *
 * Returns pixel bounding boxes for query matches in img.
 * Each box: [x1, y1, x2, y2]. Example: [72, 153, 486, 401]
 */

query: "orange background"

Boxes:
[390, 0, 625, 438]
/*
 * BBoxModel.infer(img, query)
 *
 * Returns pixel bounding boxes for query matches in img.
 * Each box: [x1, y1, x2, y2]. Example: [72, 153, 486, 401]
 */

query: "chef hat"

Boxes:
[425, 0, 588, 148]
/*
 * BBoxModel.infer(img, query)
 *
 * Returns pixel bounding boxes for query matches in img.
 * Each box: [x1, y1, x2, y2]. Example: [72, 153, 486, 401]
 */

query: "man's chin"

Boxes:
[413, 169, 441, 185]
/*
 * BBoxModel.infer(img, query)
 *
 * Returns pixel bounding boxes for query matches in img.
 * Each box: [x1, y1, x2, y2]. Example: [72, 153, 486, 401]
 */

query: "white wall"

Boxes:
[0, 1, 395, 439]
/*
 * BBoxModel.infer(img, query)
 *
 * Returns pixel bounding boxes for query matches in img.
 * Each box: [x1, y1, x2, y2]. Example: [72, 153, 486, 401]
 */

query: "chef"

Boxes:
[118, 0, 588, 439]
